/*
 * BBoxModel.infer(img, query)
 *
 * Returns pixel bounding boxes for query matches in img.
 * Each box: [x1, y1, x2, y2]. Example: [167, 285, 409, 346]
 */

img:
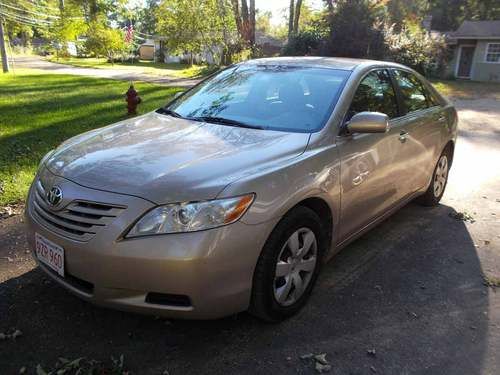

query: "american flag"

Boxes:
[125, 25, 134, 43]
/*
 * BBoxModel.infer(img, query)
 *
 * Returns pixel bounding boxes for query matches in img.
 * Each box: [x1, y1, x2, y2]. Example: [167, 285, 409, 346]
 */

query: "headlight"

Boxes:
[38, 149, 55, 169]
[126, 194, 255, 237]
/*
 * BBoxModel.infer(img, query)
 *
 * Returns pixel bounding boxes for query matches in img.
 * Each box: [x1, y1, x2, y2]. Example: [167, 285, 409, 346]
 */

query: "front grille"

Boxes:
[31, 179, 125, 241]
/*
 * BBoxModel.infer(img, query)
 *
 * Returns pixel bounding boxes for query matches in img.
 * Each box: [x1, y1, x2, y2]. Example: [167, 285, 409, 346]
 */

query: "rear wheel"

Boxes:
[249, 206, 326, 322]
[417, 149, 451, 206]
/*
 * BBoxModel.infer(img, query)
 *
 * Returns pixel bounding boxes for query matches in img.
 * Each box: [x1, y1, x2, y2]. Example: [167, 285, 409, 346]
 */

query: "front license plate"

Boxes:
[35, 233, 65, 277]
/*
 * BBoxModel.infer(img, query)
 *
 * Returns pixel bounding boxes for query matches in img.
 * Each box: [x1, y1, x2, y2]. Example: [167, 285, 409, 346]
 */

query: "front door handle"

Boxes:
[399, 131, 408, 143]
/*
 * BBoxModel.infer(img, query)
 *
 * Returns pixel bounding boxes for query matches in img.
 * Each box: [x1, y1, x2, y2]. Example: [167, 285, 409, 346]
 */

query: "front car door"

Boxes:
[337, 69, 404, 243]
[390, 69, 445, 195]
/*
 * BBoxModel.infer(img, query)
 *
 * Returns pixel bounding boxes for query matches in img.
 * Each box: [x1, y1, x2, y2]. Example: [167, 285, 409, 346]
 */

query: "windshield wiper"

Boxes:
[189, 116, 265, 130]
[156, 107, 183, 118]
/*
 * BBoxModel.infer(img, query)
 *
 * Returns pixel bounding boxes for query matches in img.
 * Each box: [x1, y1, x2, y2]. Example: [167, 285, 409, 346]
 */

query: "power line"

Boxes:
[0, 2, 60, 19]
[0, 14, 51, 28]
[13, 0, 85, 19]
[0, 13, 51, 27]
[0, 10, 53, 26]
[0, 9, 54, 24]
[16, 0, 61, 12]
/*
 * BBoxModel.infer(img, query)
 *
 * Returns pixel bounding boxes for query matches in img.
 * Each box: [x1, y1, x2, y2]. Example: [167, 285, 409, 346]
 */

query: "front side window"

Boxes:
[165, 65, 350, 133]
[393, 70, 429, 113]
[348, 69, 399, 119]
[486, 43, 500, 63]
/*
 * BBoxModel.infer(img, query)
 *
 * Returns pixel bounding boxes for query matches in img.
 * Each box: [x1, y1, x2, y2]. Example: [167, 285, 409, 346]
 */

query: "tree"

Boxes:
[326, 0, 385, 59]
[135, 0, 159, 35]
[288, 0, 305, 37]
[292, 0, 303, 35]
[84, 22, 125, 63]
[386, 0, 428, 31]
[428, 0, 500, 31]
[384, 22, 449, 76]
[256, 10, 272, 34]
[230, 0, 255, 46]
[156, 0, 231, 65]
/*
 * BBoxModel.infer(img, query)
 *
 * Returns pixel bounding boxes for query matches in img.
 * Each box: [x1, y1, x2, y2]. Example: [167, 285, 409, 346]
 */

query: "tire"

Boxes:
[249, 206, 326, 322]
[417, 148, 451, 206]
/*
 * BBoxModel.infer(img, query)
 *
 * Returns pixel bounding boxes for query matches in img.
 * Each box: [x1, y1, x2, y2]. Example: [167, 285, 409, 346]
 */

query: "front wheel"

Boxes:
[417, 149, 450, 206]
[249, 206, 326, 322]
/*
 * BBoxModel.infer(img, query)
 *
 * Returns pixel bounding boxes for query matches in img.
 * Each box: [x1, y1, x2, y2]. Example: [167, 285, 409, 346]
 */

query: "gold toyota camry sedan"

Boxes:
[26, 57, 458, 321]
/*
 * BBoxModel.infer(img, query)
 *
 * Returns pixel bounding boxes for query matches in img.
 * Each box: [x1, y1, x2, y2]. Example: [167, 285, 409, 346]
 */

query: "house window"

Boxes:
[485, 43, 500, 63]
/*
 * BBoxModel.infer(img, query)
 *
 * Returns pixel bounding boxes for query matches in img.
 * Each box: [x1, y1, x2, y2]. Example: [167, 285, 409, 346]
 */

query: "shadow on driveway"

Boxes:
[0, 203, 491, 374]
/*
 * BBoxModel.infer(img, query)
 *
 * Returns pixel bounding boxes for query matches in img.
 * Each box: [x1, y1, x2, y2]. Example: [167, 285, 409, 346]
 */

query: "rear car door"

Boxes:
[337, 69, 404, 242]
[390, 69, 445, 195]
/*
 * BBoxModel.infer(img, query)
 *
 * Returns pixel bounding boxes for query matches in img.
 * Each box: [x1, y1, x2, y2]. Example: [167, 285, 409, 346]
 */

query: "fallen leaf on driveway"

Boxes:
[449, 211, 475, 223]
[314, 353, 328, 365]
[315, 362, 331, 373]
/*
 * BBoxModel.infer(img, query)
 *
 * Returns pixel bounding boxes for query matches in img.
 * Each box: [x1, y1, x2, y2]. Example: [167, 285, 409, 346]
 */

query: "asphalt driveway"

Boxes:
[1, 96, 499, 374]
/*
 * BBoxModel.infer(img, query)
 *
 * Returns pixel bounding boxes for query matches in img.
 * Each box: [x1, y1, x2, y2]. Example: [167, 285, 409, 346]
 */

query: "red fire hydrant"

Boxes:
[125, 84, 142, 115]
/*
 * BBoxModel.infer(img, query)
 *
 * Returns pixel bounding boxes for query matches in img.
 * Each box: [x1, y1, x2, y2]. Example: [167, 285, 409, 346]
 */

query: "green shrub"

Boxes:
[282, 30, 324, 56]
[383, 22, 450, 77]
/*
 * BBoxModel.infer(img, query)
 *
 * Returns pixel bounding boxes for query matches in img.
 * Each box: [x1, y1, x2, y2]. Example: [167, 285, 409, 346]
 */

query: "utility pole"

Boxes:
[0, 17, 9, 73]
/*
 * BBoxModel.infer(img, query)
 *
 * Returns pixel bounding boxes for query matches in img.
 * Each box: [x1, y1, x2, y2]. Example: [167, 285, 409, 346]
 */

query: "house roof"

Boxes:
[451, 20, 500, 38]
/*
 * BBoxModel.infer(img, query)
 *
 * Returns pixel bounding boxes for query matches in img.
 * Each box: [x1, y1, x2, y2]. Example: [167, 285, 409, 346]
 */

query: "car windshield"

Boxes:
[164, 64, 350, 133]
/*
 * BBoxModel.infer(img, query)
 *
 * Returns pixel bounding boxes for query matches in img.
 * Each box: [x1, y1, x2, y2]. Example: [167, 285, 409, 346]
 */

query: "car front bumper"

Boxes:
[25, 170, 276, 319]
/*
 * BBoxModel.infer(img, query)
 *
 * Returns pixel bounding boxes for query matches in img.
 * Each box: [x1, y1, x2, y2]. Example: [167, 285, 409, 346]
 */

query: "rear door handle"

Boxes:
[399, 131, 408, 143]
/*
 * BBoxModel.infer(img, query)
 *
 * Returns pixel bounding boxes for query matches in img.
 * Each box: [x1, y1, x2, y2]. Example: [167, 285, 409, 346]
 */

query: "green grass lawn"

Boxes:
[431, 79, 500, 100]
[0, 69, 182, 206]
[48, 57, 217, 79]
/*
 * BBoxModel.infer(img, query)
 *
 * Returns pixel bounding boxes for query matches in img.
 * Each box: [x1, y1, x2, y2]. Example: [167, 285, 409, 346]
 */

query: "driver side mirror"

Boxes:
[347, 112, 389, 134]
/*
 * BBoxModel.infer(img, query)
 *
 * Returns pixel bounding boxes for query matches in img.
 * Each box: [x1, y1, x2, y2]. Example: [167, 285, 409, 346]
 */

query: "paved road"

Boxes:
[12, 56, 201, 87]
[1, 96, 499, 374]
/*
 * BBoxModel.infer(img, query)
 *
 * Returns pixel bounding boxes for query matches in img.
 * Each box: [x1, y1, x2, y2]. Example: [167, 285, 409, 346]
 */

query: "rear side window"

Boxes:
[393, 70, 432, 113]
[348, 69, 398, 120]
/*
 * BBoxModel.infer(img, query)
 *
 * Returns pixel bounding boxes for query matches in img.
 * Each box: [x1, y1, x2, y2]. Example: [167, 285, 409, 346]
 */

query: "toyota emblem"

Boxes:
[47, 186, 63, 206]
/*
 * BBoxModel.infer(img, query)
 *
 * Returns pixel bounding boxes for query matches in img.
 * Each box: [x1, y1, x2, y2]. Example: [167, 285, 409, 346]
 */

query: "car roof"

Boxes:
[240, 56, 406, 71]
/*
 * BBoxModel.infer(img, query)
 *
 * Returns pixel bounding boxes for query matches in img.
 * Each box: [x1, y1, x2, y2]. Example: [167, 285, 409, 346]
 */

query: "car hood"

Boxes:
[45, 112, 310, 204]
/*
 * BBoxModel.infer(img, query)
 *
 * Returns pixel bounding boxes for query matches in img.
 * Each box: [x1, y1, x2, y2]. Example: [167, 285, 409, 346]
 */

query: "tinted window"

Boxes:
[393, 70, 430, 113]
[166, 65, 350, 133]
[348, 70, 398, 119]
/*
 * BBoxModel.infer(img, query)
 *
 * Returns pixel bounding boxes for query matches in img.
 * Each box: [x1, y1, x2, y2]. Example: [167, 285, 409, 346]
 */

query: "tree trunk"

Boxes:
[241, 0, 250, 43]
[0, 19, 9, 73]
[249, 0, 255, 45]
[293, 0, 303, 34]
[230, 0, 243, 38]
[288, 0, 295, 37]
